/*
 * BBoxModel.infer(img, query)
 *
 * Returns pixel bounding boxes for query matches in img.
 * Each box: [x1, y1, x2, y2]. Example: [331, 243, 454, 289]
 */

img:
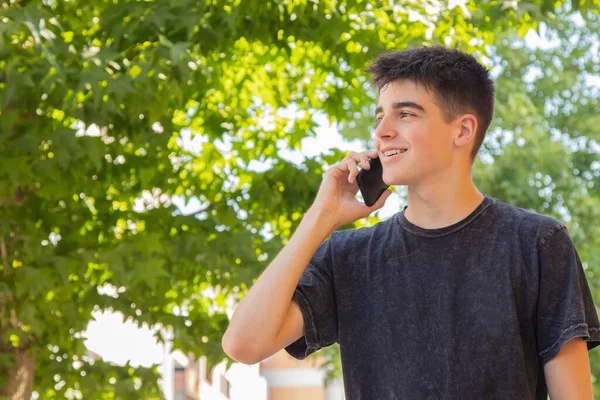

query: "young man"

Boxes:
[222, 46, 600, 399]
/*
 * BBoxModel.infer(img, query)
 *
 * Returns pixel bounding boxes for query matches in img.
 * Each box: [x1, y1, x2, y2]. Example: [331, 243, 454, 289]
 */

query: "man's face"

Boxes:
[374, 79, 458, 187]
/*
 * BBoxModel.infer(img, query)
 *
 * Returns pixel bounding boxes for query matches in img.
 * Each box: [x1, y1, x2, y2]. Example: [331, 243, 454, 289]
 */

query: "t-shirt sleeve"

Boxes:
[284, 233, 338, 360]
[536, 223, 600, 366]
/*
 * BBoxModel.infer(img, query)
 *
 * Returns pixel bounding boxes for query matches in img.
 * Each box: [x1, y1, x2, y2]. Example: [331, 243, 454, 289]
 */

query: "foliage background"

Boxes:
[1, 0, 599, 398]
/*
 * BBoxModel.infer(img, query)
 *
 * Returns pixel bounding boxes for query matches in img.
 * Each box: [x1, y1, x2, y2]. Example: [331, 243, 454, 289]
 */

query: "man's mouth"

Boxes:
[381, 149, 408, 162]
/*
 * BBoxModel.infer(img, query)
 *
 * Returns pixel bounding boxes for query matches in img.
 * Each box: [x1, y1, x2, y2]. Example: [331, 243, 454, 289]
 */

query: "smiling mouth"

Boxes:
[382, 150, 408, 160]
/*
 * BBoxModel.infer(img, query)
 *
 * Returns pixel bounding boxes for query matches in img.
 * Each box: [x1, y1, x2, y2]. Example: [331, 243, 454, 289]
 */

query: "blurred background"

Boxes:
[1, 0, 599, 399]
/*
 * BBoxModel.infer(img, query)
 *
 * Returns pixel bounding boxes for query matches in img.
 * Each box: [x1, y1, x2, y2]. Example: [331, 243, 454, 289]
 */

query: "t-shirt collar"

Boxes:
[395, 193, 495, 238]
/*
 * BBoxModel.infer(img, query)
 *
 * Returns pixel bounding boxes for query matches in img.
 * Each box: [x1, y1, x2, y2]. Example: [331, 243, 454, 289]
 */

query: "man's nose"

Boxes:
[375, 116, 397, 139]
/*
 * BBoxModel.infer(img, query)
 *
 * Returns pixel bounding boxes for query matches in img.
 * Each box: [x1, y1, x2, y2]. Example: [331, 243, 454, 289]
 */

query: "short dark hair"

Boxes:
[365, 45, 495, 165]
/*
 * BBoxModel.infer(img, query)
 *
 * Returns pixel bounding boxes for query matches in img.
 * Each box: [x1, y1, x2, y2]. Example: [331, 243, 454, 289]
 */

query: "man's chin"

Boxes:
[383, 174, 404, 186]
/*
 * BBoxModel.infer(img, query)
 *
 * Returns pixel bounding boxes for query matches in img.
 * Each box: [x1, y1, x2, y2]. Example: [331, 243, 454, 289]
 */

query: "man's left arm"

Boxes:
[544, 337, 594, 400]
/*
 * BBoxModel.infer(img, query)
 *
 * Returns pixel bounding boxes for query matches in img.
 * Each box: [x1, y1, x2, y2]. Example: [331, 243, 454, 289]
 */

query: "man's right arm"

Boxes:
[221, 207, 337, 365]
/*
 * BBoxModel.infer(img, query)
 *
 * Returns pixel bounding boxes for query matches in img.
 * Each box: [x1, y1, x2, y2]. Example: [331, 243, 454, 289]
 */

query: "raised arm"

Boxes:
[221, 208, 335, 364]
[221, 150, 392, 365]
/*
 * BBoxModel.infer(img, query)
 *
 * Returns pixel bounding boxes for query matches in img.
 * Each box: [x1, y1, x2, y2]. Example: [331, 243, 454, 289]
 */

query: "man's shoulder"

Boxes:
[492, 197, 565, 244]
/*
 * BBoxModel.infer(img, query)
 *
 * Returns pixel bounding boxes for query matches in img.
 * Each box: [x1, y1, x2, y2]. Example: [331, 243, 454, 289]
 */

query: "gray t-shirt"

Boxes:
[285, 193, 600, 399]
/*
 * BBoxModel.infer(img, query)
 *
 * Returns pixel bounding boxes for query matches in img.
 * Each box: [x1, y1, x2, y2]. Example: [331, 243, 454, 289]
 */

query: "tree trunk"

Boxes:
[0, 348, 35, 400]
[0, 235, 34, 399]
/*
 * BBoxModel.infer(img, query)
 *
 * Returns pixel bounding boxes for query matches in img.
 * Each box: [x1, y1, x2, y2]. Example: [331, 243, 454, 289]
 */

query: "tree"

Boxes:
[0, 0, 598, 398]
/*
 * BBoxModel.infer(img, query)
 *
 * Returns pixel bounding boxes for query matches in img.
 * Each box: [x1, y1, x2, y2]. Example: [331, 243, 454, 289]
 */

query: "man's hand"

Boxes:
[310, 150, 393, 228]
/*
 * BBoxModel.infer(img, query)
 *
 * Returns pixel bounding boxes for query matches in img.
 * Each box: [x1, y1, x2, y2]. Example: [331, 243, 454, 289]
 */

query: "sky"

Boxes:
[80, 12, 600, 398]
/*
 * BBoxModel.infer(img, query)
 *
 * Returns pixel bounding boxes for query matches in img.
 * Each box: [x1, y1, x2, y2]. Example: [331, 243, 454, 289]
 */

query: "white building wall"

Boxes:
[224, 362, 268, 400]
[160, 330, 175, 400]
[326, 376, 346, 400]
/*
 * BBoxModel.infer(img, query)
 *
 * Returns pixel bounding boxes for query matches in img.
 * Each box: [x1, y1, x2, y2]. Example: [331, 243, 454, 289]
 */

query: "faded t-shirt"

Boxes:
[285, 193, 600, 399]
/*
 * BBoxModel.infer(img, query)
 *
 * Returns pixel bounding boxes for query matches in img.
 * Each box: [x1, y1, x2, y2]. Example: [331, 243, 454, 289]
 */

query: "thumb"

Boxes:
[368, 189, 394, 211]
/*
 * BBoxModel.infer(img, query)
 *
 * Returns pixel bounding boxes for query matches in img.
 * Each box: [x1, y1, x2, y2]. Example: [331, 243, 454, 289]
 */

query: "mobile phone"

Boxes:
[356, 156, 390, 207]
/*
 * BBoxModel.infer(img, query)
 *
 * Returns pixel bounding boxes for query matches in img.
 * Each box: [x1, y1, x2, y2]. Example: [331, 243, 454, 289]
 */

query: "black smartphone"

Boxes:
[356, 156, 390, 207]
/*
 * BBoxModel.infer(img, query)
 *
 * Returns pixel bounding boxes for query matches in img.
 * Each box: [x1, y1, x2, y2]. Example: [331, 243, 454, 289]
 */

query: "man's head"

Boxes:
[365, 45, 495, 187]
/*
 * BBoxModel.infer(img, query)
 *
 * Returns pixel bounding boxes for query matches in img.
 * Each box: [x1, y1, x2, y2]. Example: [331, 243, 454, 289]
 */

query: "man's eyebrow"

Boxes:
[375, 102, 425, 115]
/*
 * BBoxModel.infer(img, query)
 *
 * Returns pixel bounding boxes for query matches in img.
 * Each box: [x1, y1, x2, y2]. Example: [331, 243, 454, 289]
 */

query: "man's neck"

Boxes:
[404, 178, 485, 230]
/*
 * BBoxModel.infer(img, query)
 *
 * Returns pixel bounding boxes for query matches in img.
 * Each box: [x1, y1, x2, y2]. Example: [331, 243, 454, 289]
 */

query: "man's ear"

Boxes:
[454, 114, 478, 149]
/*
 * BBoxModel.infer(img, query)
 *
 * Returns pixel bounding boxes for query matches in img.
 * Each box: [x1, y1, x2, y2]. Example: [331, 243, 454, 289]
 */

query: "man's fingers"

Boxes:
[347, 159, 359, 183]
[360, 155, 370, 169]
[341, 150, 378, 183]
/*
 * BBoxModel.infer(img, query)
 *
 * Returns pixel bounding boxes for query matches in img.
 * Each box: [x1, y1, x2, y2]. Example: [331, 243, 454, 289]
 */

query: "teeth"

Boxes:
[383, 149, 406, 156]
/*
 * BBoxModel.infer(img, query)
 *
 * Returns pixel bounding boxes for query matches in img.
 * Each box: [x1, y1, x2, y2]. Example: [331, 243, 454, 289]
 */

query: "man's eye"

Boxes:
[399, 112, 413, 118]
[376, 116, 383, 124]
